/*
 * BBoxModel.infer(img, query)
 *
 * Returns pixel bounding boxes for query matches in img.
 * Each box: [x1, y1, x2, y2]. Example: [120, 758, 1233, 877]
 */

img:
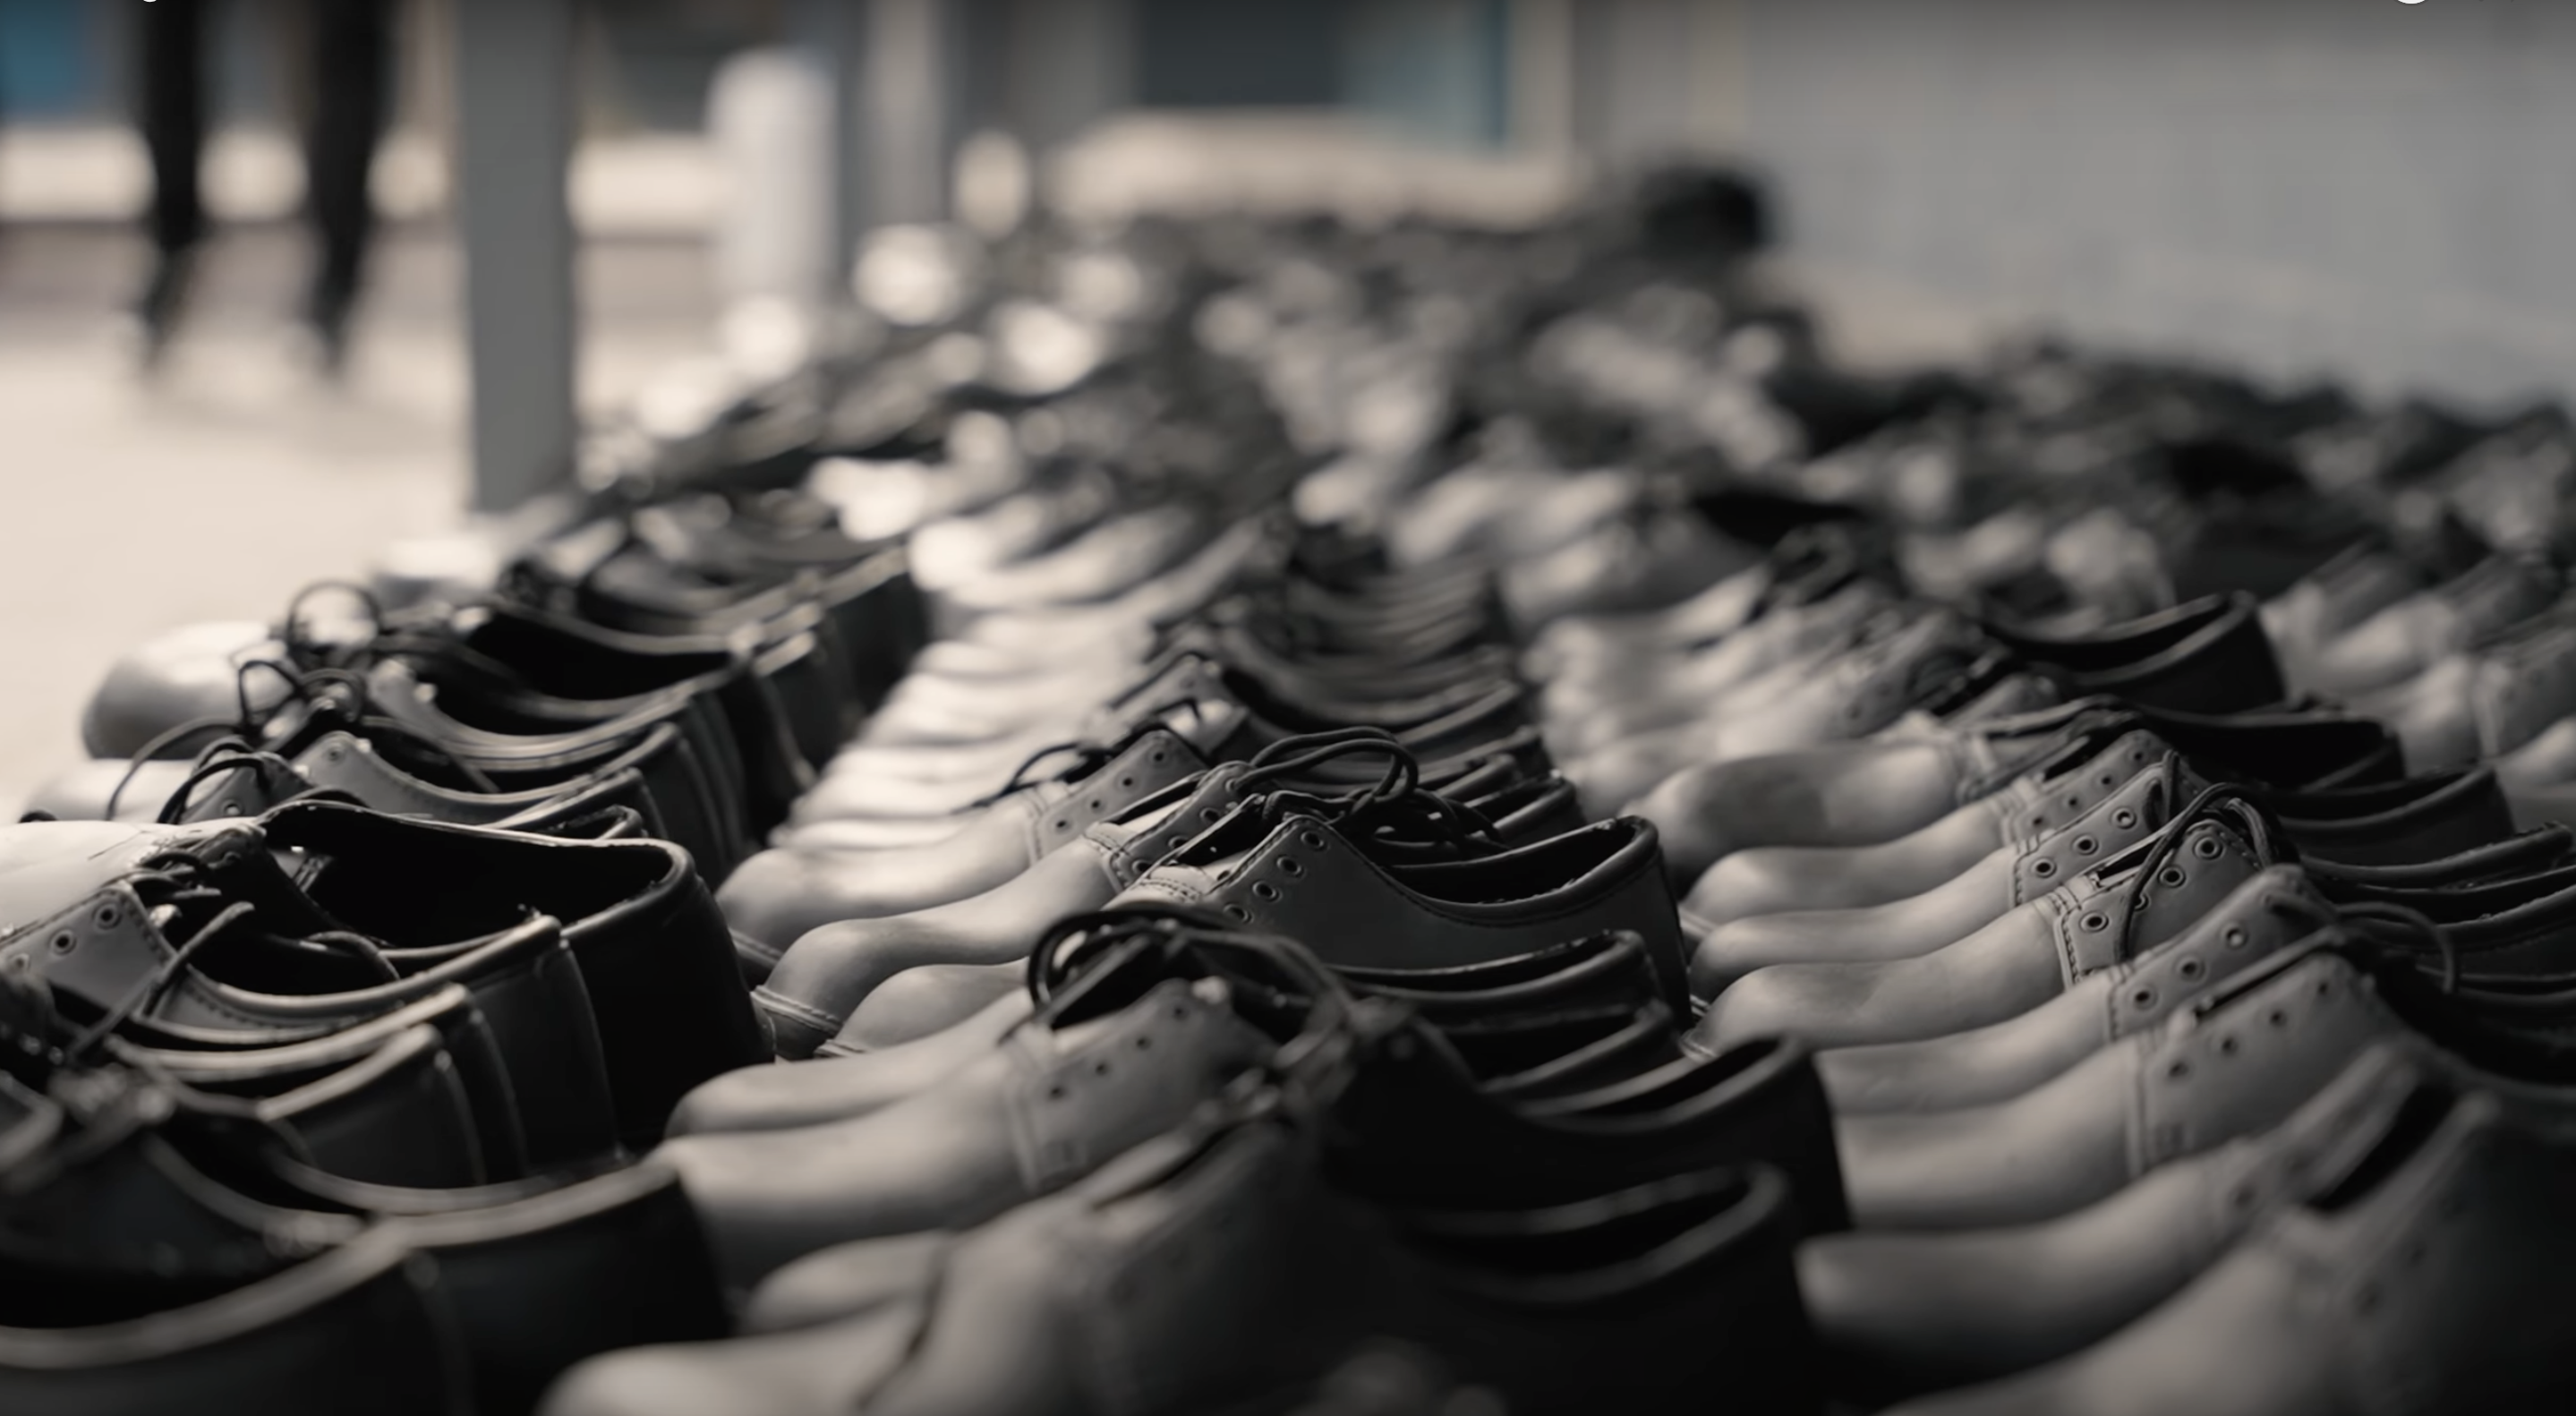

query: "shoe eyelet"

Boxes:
[2223, 926, 2248, 949]
[2216, 1036, 2239, 1055]
[48, 932, 75, 956]
[1301, 831, 1327, 849]
[2065, 795, 2082, 809]
[1251, 882, 1280, 901]
[2131, 985, 2157, 1009]
[1119, 777, 1135, 789]
[1149, 752, 1167, 763]
[2031, 859, 2057, 879]
[2267, 1009, 2289, 1028]
[1046, 1086, 1066, 1100]
[1278, 857, 1303, 876]
[2112, 809, 2137, 829]
[2192, 836, 2223, 860]
[2165, 1060, 2188, 1079]
[1053, 820, 1070, 832]
[2159, 867, 2188, 888]
[1094, 1061, 1111, 1076]
[2073, 835, 2099, 856]
[1134, 1036, 1152, 1050]
[2315, 979, 2333, 997]
[2130, 751, 2145, 763]
[93, 904, 118, 929]
[2081, 912, 2109, 932]
[2098, 772, 2116, 788]
[1224, 905, 1250, 921]
[2032, 814, 2048, 828]
[1203, 807, 1223, 821]
[1088, 799, 1103, 812]
[2177, 958, 2205, 980]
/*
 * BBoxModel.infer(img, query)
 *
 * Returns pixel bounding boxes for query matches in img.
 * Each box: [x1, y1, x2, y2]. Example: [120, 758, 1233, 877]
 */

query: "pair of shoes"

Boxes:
[0, 800, 762, 1157]
[1809, 917, 2576, 1413]
[1682, 747, 2518, 997]
[745, 730, 1595, 1057]
[671, 908, 1816, 1289]
[0, 1037, 726, 1416]
[53, 485, 924, 884]
[547, 917, 1829, 1416]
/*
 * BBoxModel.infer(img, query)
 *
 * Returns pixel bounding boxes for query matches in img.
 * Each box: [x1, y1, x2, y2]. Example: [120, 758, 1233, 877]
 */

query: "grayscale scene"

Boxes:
[0, 1, 2569, 1412]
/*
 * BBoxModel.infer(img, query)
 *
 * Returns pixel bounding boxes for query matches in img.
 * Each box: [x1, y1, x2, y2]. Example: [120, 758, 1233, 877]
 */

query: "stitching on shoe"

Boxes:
[752, 987, 845, 1032]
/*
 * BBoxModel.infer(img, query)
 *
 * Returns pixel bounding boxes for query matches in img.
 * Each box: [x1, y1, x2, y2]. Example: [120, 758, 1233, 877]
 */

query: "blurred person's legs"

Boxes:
[134, 0, 213, 362]
[301, 0, 397, 371]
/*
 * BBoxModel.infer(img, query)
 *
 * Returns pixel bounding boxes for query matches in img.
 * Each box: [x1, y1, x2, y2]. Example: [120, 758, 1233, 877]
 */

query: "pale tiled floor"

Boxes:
[0, 219, 720, 819]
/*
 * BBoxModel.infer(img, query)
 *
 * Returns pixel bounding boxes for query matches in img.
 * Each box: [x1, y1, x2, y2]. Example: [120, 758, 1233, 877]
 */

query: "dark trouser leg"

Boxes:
[137, 0, 210, 256]
[303, 0, 396, 328]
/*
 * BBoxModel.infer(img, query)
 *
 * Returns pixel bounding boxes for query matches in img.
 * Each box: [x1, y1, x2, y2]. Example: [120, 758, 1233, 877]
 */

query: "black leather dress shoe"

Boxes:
[753, 735, 1581, 1057]
[671, 928, 1662, 1136]
[546, 1079, 1820, 1416]
[832, 800, 1682, 1053]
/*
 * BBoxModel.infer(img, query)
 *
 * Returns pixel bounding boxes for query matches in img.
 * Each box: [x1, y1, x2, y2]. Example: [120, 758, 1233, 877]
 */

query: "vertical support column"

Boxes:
[1509, 0, 1576, 154]
[794, 0, 868, 278]
[860, 0, 961, 226]
[449, 0, 577, 513]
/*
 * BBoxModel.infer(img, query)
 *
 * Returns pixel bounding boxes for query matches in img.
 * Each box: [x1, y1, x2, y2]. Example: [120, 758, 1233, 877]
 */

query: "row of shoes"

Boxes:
[12, 161, 2576, 1414]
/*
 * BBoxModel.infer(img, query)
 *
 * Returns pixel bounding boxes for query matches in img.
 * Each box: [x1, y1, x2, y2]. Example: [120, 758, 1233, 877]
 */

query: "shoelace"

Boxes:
[2336, 900, 2467, 995]
[45, 853, 392, 1067]
[966, 697, 1219, 810]
[2077, 781, 2299, 965]
[101, 653, 505, 823]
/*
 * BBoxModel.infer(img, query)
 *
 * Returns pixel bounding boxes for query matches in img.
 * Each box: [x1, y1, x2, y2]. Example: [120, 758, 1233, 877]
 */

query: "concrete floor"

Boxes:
[0, 219, 721, 819]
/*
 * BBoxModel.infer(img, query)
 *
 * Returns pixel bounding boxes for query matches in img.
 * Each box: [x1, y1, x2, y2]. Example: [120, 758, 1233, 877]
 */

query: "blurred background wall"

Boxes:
[1731, 0, 2576, 405]
[4, 0, 2569, 399]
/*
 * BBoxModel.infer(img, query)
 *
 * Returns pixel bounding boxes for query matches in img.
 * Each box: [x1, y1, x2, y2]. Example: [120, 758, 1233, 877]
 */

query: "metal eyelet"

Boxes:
[2216, 1036, 2239, 1055]
[1251, 882, 1280, 901]
[1278, 857, 1303, 876]
[1053, 819, 1070, 832]
[2113, 809, 2137, 829]
[1224, 905, 1250, 921]
[2193, 836, 2223, 860]
[2073, 835, 2099, 855]
[1149, 751, 1167, 763]
[2177, 958, 2205, 980]
[2131, 985, 2158, 1009]
[48, 932, 75, 956]
[2223, 926, 2248, 949]
[1087, 799, 1103, 812]
[2267, 1009, 2289, 1028]
[2160, 867, 2188, 888]
[1301, 831, 1326, 849]
[2032, 858, 2057, 878]
[2065, 795, 2082, 809]
[1203, 807, 1224, 821]
[1119, 777, 1135, 789]
[2165, 1060, 2188, 1079]
[2098, 772, 2116, 788]
[2081, 912, 2110, 932]
[93, 904, 118, 929]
